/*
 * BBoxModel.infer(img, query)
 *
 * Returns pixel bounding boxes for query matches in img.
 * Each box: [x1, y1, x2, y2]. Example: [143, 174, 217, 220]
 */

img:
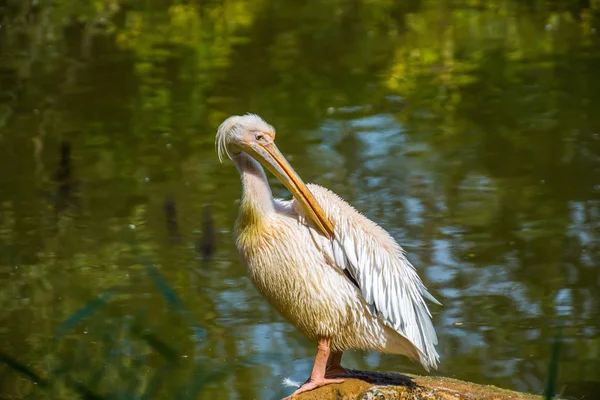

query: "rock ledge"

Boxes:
[294, 370, 541, 400]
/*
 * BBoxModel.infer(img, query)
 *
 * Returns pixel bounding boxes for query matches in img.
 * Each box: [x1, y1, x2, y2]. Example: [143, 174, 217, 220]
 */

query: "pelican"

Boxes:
[216, 114, 440, 397]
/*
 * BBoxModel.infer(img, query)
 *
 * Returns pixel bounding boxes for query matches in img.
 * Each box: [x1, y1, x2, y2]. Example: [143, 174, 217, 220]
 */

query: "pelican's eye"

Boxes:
[252, 130, 272, 144]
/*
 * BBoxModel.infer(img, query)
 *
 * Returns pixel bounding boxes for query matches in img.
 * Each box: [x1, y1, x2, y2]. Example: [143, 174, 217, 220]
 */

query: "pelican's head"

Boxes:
[216, 114, 276, 162]
[216, 114, 334, 239]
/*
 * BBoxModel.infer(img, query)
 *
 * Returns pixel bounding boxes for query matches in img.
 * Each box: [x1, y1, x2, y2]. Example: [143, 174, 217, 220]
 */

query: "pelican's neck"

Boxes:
[232, 152, 274, 230]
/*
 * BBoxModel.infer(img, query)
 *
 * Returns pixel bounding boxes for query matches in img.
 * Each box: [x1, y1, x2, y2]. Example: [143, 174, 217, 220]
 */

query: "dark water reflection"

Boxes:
[1, 0, 599, 398]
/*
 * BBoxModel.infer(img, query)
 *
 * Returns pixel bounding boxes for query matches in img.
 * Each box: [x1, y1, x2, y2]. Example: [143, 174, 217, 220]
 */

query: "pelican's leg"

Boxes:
[325, 351, 348, 377]
[284, 338, 344, 398]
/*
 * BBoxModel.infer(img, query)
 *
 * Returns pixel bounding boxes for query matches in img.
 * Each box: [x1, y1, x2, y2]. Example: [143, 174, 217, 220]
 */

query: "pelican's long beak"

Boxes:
[245, 141, 335, 239]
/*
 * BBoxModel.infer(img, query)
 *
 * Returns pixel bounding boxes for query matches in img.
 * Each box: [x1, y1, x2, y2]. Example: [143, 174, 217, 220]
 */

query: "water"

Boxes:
[1, 0, 599, 399]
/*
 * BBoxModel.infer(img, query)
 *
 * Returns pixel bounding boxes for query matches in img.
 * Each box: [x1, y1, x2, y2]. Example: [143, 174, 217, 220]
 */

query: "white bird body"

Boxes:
[217, 114, 440, 397]
[233, 153, 439, 370]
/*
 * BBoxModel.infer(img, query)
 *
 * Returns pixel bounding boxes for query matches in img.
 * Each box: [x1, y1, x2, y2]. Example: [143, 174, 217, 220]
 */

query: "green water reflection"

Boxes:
[1, 0, 599, 399]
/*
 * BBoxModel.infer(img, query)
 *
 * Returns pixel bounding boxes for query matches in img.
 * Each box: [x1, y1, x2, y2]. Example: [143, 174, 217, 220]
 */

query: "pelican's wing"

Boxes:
[297, 184, 441, 371]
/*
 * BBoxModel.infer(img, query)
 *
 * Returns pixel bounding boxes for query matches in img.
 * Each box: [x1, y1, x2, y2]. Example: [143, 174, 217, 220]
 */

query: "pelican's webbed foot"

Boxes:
[283, 339, 346, 398]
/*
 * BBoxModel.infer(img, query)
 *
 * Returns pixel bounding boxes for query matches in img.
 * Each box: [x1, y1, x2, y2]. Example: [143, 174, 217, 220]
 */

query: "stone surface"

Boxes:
[293, 370, 542, 400]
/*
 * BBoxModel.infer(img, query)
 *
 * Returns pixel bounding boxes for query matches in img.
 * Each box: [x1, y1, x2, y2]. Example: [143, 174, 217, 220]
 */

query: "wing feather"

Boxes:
[297, 184, 440, 370]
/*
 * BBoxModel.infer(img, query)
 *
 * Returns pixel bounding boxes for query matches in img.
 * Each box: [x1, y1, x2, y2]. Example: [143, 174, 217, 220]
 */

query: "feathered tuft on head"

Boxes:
[215, 114, 275, 162]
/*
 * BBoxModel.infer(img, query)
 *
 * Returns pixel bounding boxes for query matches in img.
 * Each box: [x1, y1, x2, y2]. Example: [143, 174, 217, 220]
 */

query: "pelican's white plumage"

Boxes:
[299, 185, 440, 370]
[216, 114, 440, 397]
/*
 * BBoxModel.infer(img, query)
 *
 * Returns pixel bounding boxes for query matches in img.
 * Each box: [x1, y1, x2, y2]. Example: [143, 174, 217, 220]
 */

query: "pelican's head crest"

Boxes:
[215, 114, 276, 162]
